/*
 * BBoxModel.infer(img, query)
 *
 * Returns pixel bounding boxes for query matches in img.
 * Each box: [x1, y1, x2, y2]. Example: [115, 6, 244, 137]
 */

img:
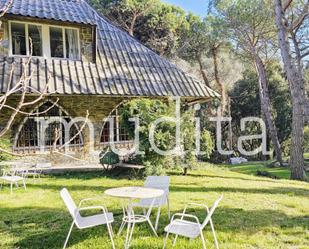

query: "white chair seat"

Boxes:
[0, 175, 24, 182]
[76, 212, 114, 229]
[163, 196, 223, 249]
[164, 219, 201, 238]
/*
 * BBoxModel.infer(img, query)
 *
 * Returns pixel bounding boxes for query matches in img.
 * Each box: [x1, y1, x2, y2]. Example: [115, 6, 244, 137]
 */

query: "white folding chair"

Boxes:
[133, 176, 170, 230]
[60, 188, 115, 249]
[163, 195, 223, 249]
[0, 169, 27, 194]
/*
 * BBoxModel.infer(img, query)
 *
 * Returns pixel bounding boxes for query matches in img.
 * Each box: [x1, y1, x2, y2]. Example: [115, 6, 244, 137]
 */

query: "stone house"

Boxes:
[0, 0, 218, 160]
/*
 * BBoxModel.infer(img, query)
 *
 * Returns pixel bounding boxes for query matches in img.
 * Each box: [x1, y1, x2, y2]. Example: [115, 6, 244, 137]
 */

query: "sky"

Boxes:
[162, 0, 210, 17]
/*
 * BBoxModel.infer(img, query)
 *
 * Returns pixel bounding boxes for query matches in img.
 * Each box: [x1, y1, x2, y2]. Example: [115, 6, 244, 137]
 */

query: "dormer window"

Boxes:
[9, 21, 81, 60]
[50, 27, 80, 59]
[10, 22, 42, 56]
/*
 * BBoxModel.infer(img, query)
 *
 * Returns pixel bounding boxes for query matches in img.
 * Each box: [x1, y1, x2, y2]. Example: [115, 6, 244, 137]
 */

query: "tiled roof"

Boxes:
[0, 0, 219, 98]
[0, 0, 94, 25]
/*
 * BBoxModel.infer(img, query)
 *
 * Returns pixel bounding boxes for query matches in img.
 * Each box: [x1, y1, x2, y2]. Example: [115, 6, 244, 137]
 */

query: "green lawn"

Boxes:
[224, 161, 309, 179]
[1, 163, 309, 249]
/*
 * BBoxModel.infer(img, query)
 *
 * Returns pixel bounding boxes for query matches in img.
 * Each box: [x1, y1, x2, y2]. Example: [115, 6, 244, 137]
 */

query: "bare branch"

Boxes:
[289, 1, 309, 30]
[283, 0, 294, 11]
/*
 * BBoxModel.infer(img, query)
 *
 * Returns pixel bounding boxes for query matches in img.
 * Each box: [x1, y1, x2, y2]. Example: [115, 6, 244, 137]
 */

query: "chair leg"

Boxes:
[163, 232, 170, 249]
[106, 222, 115, 249]
[167, 197, 171, 220]
[210, 218, 219, 249]
[155, 207, 161, 231]
[63, 221, 74, 249]
[172, 235, 178, 247]
[200, 231, 207, 249]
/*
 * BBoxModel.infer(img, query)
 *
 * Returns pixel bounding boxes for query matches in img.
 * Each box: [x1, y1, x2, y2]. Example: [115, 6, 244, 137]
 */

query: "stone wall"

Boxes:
[80, 26, 94, 62]
[0, 95, 130, 152]
[0, 20, 9, 55]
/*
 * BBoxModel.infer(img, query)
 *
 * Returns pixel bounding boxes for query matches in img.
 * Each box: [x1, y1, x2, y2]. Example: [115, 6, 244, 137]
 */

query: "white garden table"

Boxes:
[105, 186, 164, 249]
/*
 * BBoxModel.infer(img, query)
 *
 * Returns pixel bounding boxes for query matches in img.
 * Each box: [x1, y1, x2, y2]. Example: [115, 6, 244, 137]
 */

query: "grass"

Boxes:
[1, 163, 309, 249]
[224, 161, 309, 179]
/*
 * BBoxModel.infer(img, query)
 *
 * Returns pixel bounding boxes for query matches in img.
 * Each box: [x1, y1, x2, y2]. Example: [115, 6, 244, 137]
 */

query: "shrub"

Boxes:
[0, 138, 14, 162]
[121, 98, 214, 176]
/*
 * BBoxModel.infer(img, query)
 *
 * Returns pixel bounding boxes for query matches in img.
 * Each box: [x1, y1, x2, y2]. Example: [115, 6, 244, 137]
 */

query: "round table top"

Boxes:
[105, 186, 164, 199]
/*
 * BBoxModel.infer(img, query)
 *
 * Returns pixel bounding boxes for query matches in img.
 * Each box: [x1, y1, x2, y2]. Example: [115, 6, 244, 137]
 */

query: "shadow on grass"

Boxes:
[48, 168, 145, 180]
[168, 171, 280, 183]
[1, 204, 308, 249]
[170, 185, 309, 197]
[23, 174, 309, 198]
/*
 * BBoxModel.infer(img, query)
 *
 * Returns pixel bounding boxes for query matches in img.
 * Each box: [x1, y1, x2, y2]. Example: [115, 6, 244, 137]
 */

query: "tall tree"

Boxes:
[214, 0, 284, 165]
[91, 0, 187, 56]
[274, 0, 309, 180]
[178, 14, 229, 116]
[178, 14, 212, 87]
[91, 0, 159, 36]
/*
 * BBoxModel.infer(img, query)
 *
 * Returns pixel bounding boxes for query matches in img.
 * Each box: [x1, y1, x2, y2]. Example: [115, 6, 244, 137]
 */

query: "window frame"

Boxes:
[13, 101, 84, 152]
[8, 20, 81, 60]
[100, 108, 133, 145]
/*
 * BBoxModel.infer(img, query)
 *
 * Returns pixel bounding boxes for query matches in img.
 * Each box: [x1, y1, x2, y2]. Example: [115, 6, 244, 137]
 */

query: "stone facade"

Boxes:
[0, 20, 9, 55]
[80, 26, 94, 62]
[0, 95, 132, 153]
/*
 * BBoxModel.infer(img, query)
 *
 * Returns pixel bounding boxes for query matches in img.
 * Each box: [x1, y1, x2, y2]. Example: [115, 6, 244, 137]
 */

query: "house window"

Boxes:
[100, 108, 132, 144]
[50, 27, 80, 59]
[9, 21, 80, 60]
[15, 102, 83, 152]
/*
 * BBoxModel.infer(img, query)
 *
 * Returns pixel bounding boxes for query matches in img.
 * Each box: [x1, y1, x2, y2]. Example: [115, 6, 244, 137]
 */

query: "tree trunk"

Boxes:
[128, 13, 137, 36]
[197, 54, 211, 88]
[253, 54, 284, 166]
[212, 46, 226, 116]
[227, 97, 233, 153]
[275, 0, 307, 181]
[183, 167, 188, 176]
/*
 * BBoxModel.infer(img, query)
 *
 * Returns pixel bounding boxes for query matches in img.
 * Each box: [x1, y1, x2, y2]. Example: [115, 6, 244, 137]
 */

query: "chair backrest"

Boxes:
[145, 176, 170, 188]
[60, 188, 78, 219]
[201, 195, 223, 229]
[144, 176, 170, 205]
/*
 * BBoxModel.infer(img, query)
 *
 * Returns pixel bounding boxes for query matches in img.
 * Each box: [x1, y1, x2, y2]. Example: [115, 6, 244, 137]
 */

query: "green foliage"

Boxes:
[283, 126, 309, 156]
[200, 130, 214, 161]
[120, 98, 213, 175]
[90, 0, 187, 56]
[230, 62, 291, 155]
[0, 138, 13, 162]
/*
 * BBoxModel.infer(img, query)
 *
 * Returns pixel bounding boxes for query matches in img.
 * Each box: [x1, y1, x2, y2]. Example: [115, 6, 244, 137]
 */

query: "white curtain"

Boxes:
[66, 29, 79, 60]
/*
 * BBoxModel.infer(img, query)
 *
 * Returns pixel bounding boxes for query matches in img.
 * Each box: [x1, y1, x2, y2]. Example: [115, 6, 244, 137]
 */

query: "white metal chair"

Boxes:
[0, 169, 27, 194]
[60, 188, 115, 249]
[163, 195, 223, 249]
[133, 176, 170, 230]
[24, 162, 50, 179]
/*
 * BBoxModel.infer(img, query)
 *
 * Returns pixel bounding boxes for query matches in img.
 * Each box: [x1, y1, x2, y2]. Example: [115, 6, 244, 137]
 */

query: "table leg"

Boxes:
[145, 198, 158, 237]
[124, 199, 135, 249]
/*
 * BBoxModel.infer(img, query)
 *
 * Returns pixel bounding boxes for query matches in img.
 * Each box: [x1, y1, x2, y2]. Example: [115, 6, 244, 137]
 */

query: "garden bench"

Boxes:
[113, 163, 145, 176]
